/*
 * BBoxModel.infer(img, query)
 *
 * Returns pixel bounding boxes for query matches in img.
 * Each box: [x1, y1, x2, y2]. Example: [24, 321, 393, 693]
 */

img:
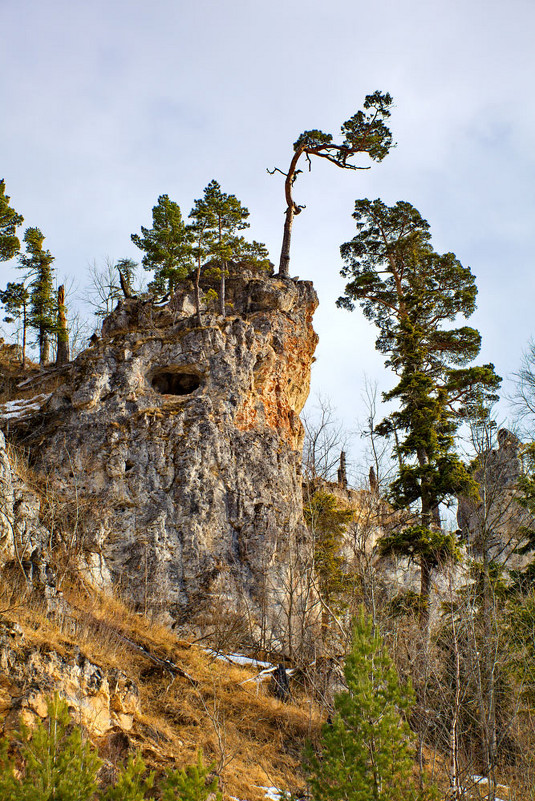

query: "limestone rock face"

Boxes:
[457, 428, 533, 568]
[8, 274, 319, 640]
[0, 619, 140, 736]
[0, 430, 56, 599]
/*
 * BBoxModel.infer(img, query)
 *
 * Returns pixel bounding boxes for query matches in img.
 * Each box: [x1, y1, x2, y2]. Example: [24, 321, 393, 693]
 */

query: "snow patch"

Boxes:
[205, 650, 273, 669]
[255, 787, 285, 801]
[0, 393, 51, 420]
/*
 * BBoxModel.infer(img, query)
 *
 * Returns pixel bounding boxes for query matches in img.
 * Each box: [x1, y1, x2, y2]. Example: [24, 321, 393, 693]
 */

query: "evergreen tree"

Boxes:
[187, 212, 211, 326]
[304, 490, 355, 626]
[0, 696, 222, 801]
[102, 754, 155, 801]
[131, 195, 194, 296]
[0, 693, 101, 801]
[304, 608, 429, 801]
[189, 180, 250, 317]
[0, 281, 30, 366]
[337, 199, 500, 634]
[0, 180, 24, 262]
[116, 257, 138, 297]
[269, 91, 394, 277]
[161, 750, 221, 801]
[19, 227, 56, 365]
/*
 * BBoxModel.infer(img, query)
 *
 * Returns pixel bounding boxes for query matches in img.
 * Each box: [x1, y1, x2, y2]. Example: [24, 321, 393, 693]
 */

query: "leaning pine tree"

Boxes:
[304, 608, 432, 801]
[337, 199, 500, 639]
[269, 91, 394, 277]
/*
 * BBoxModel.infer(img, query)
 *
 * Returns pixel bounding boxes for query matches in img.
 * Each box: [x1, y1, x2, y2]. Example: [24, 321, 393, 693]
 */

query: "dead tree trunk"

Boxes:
[55, 284, 70, 367]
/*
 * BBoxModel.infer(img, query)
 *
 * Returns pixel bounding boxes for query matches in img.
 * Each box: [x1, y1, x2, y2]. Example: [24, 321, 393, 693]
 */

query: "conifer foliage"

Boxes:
[0, 180, 24, 262]
[270, 91, 394, 277]
[337, 199, 500, 630]
[304, 608, 429, 801]
[132, 183, 269, 317]
[189, 180, 265, 316]
[131, 194, 193, 296]
[304, 490, 355, 618]
[0, 693, 101, 801]
[161, 751, 222, 801]
[0, 695, 221, 800]
[19, 227, 56, 364]
[0, 281, 30, 366]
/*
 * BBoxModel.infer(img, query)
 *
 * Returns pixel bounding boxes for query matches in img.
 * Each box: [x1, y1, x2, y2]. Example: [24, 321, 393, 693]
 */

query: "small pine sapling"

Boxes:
[160, 750, 221, 801]
[304, 608, 434, 801]
[102, 753, 155, 801]
[0, 693, 101, 801]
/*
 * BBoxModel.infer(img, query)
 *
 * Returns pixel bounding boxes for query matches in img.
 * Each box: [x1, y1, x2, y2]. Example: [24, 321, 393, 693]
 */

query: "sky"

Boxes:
[2, 0, 535, 478]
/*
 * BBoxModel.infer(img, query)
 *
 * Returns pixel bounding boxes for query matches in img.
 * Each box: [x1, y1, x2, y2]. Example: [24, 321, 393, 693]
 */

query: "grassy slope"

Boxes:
[0, 578, 320, 800]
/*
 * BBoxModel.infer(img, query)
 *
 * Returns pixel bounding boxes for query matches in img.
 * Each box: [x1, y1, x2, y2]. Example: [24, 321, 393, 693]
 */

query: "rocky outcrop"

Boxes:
[0, 619, 140, 736]
[457, 428, 533, 568]
[2, 273, 319, 646]
[0, 430, 59, 608]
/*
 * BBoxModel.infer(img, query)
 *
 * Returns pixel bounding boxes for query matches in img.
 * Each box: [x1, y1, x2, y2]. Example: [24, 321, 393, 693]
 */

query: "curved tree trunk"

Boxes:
[278, 205, 295, 277]
[277, 146, 304, 278]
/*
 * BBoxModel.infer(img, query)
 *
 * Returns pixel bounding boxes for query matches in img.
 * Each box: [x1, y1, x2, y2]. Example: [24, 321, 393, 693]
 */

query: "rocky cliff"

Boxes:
[457, 428, 533, 569]
[1, 272, 319, 648]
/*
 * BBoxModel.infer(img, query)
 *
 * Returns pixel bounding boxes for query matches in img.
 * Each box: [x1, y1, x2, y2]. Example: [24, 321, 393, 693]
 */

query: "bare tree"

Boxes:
[357, 377, 396, 494]
[302, 395, 352, 484]
[511, 338, 535, 427]
[83, 257, 145, 324]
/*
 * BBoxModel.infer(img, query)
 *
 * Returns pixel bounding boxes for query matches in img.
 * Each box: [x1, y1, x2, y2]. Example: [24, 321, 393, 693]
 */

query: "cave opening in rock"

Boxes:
[151, 370, 201, 396]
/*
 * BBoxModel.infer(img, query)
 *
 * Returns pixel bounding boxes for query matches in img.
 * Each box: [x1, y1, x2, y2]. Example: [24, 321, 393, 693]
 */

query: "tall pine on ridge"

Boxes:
[19, 227, 56, 365]
[337, 198, 500, 637]
[131, 194, 194, 297]
[189, 180, 251, 317]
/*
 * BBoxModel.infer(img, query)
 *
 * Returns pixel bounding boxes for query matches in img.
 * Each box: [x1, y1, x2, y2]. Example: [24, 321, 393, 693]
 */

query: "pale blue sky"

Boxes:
[2, 0, 535, 475]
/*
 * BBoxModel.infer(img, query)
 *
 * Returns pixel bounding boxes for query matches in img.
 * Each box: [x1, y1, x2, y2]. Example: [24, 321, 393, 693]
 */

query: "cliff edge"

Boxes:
[1, 272, 319, 649]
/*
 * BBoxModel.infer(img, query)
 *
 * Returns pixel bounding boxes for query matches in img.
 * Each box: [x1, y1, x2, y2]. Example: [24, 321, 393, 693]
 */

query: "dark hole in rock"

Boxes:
[124, 460, 134, 472]
[151, 371, 201, 396]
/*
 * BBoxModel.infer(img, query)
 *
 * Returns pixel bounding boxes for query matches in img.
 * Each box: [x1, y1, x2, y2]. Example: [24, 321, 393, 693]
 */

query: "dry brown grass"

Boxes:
[0, 577, 320, 799]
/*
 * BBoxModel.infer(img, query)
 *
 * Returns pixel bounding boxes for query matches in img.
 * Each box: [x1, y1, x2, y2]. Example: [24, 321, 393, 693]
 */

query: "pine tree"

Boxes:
[0, 281, 30, 366]
[116, 258, 138, 297]
[304, 608, 429, 801]
[187, 212, 211, 327]
[337, 198, 500, 634]
[304, 490, 355, 627]
[189, 180, 251, 317]
[19, 227, 56, 364]
[0, 693, 101, 801]
[160, 750, 221, 801]
[269, 91, 394, 276]
[0, 179, 24, 262]
[101, 754, 155, 801]
[131, 195, 194, 296]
